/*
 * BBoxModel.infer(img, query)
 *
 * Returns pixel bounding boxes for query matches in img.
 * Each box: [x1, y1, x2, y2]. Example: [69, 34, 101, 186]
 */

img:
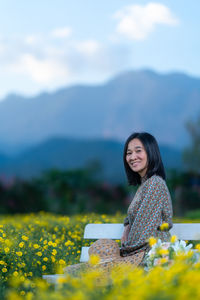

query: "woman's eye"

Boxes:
[136, 150, 141, 153]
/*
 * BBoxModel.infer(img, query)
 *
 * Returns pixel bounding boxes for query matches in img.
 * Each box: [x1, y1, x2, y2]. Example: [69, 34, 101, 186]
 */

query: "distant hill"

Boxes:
[0, 137, 182, 183]
[0, 69, 199, 151]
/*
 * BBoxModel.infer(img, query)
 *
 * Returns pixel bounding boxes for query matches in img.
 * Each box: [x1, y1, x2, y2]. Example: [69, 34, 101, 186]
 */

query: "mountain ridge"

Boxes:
[0, 69, 199, 150]
[0, 136, 182, 183]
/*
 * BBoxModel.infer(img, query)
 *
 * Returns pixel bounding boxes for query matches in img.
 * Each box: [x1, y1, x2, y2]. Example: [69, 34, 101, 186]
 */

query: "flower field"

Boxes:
[1, 212, 200, 299]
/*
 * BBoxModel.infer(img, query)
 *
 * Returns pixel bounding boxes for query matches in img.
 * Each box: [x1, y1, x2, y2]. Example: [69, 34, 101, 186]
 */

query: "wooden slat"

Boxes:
[84, 223, 124, 239]
[84, 223, 200, 240]
[80, 246, 90, 262]
[171, 223, 200, 240]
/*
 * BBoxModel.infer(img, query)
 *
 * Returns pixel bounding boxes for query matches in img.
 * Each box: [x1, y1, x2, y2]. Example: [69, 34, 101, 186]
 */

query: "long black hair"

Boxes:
[123, 132, 166, 185]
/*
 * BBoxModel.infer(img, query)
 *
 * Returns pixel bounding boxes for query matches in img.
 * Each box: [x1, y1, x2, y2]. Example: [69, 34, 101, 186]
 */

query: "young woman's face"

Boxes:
[126, 138, 148, 177]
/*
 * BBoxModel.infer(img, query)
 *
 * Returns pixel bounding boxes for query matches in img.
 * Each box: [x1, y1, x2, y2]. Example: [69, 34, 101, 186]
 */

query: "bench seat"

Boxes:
[43, 223, 200, 283]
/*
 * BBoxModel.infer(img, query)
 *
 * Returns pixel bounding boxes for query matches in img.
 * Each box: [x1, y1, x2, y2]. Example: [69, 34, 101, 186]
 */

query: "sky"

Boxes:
[0, 0, 199, 100]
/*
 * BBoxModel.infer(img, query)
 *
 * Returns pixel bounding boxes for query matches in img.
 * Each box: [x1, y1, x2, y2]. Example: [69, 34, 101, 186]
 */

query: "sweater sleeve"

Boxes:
[122, 177, 171, 252]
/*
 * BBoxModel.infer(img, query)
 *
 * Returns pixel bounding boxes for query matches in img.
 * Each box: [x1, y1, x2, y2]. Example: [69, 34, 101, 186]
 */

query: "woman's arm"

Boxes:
[122, 176, 172, 252]
[121, 224, 130, 246]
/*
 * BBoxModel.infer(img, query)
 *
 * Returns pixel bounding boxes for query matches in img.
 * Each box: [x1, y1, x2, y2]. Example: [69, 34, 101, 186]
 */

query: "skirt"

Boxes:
[65, 239, 146, 276]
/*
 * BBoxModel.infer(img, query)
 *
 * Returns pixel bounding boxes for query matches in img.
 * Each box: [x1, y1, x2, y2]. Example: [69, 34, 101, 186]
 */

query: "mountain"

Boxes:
[0, 69, 200, 150]
[0, 137, 182, 183]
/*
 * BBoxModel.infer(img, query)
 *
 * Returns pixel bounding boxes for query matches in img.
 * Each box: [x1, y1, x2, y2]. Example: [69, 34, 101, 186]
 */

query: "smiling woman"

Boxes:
[120, 132, 173, 263]
[64, 132, 173, 276]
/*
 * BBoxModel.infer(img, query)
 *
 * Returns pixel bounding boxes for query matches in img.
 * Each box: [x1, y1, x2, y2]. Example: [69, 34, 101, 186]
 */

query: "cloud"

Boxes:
[24, 34, 43, 46]
[0, 43, 5, 55]
[51, 27, 72, 39]
[0, 28, 130, 97]
[9, 53, 69, 83]
[75, 40, 101, 57]
[113, 2, 179, 40]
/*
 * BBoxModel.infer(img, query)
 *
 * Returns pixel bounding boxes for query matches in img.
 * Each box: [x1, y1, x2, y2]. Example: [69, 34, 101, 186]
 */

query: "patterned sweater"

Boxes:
[122, 174, 173, 254]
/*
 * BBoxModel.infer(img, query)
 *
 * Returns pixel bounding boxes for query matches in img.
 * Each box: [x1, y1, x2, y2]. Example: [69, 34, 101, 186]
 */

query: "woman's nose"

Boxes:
[130, 152, 137, 160]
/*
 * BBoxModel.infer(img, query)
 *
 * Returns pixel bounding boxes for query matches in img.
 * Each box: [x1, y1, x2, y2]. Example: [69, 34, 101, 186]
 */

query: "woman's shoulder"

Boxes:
[144, 174, 167, 190]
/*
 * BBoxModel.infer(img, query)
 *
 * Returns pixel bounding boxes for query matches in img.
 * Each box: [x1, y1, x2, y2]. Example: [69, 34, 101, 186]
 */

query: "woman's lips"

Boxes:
[130, 162, 140, 167]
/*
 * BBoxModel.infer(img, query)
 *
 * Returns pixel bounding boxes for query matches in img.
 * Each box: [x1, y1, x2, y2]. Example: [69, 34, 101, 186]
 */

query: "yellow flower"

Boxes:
[42, 265, 46, 271]
[185, 250, 194, 259]
[160, 257, 168, 264]
[16, 251, 23, 256]
[65, 240, 73, 246]
[33, 244, 39, 249]
[43, 257, 48, 262]
[36, 251, 42, 257]
[158, 249, 169, 256]
[170, 235, 177, 243]
[0, 261, 6, 265]
[59, 259, 66, 265]
[20, 275, 25, 282]
[51, 256, 55, 263]
[20, 291, 25, 296]
[2, 267, 7, 273]
[19, 242, 24, 248]
[22, 235, 29, 241]
[160, 223, 169, 231]
[52, 249, 57, 256]
[195, 244, 200, 251]
[149, 237, 157, 247]
[89, 254, 100, 265]
[13, 271, 19, 277]
[4, 247, 10, 253]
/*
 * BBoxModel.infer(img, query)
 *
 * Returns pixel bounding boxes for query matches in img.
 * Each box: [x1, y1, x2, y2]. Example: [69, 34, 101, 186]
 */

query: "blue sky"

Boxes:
[0, 0, 199, 99]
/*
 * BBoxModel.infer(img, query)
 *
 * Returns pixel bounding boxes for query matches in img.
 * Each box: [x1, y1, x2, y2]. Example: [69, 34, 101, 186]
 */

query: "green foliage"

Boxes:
[0, 168, 128, 215]
[185, 210, 200, 220]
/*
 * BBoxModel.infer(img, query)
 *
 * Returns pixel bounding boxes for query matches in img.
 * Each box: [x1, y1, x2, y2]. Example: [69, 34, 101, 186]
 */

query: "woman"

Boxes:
[65, 132, 173, 274]
[119, 132, 173, 264]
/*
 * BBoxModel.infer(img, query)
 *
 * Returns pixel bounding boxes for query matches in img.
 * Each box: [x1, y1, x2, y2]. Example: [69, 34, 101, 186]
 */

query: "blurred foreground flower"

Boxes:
[145, 237, 195, 270]
[160, 222, 169, 231]
[148, 237, 157, 247]
[89, 254, 100, 265]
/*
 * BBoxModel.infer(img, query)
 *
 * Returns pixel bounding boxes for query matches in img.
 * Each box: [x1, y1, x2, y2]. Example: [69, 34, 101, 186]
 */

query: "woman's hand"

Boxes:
[121, 224, 130, 246]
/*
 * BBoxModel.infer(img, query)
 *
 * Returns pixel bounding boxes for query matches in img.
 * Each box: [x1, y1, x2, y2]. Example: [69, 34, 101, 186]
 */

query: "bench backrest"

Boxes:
[80, 223, 200, 262]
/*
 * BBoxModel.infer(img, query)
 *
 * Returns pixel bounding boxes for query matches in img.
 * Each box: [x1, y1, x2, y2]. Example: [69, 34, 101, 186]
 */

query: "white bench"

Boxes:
[43, 223, 200, 283]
